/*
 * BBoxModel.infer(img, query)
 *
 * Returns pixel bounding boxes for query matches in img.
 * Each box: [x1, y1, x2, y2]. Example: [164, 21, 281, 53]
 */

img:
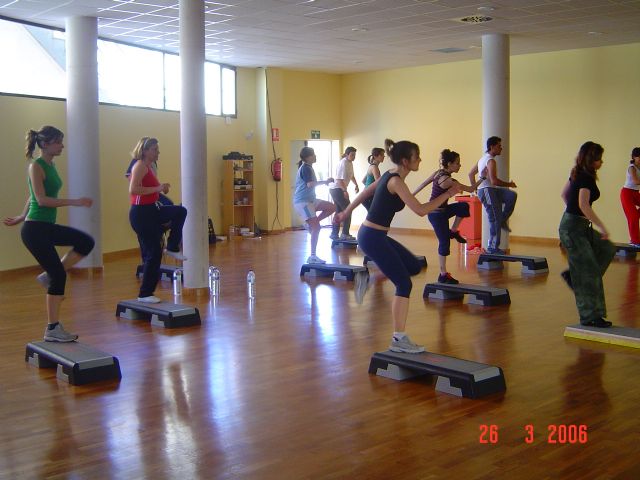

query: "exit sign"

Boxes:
[311, 130, 320, 139]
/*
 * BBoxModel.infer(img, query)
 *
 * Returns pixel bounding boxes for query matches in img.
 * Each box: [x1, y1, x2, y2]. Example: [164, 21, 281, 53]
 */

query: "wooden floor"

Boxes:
[1, 230, 639, 480]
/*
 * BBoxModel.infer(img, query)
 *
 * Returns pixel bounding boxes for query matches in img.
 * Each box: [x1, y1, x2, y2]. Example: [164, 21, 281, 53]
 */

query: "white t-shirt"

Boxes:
[476, 152, 494, 190]
[330, 157, 354, 190]
[624, 164, 640, 190]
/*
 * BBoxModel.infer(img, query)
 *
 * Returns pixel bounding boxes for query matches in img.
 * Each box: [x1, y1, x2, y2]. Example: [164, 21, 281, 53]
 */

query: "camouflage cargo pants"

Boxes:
[558, 212, 615, 324]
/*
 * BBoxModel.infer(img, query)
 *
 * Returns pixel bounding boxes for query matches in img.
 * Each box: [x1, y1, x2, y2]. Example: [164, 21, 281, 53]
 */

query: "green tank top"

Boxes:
[27, 157, 62, 223]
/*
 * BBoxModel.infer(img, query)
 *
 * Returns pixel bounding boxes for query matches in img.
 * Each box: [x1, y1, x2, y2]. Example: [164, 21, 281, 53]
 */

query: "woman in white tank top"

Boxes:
[620, 147, 640, 247]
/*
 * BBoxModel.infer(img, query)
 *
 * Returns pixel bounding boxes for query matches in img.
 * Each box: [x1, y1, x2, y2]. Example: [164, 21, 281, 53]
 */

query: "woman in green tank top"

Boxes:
[3, 126, 94, 342]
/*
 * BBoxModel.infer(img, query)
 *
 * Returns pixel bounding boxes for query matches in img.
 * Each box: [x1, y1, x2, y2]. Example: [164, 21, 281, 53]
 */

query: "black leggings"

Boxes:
[357, 225, 421, 298]
[21, 221, 95, 296]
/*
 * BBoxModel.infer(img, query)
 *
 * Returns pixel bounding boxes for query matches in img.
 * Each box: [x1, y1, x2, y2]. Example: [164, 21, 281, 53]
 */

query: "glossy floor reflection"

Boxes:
[1, 230, 639, 479]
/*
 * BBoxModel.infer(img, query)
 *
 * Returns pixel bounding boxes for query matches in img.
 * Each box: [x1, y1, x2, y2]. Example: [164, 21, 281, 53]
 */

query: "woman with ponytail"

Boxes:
[3, 126, 94, 342]
[361, 147, 385, 210]
[559, 141, 615, 328]
[414, 149, 484, 284]
[335, 139, 461, 353]
[620, 147, 640, 247]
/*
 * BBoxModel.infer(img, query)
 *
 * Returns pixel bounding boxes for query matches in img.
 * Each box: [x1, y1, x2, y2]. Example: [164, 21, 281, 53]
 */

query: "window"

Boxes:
[0, 18, 237, 116]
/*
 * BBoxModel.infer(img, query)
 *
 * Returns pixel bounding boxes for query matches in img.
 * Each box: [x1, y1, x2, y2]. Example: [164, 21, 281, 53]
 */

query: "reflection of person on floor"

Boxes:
[336, 139, 461, 353]
[414, 149, 484, 284]
[558, 141, 615, 328]
[293, 146, 335, 265]
[4, 126, 95, 343]
[619, 147, 640, 247]
[329, 146, 359, 241]
[562, 349, 610, 412]
[128, 137, 188, 304]
[468, 136, 517, 254]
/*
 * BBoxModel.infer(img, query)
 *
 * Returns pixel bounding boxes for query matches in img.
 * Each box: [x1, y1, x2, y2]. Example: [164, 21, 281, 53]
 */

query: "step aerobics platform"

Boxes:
[423, 282, 511, 306]
[300, 263, 367, 281]
[477, 253, 549, 274]
[564, 324, 640, 349]
[369, 350, 506, 399]
[116, 299, 201, 328]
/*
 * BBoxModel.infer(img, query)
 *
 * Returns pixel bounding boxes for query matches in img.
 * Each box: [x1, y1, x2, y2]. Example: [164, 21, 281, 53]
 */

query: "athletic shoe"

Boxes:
[329, 233, 340, 240]
[164, 249, 187, 261]
[307, 255, 326, 264]
[44, 322, 78, 343]
[450, 230, 467, 244]
[354, 271, 370, 304]
[437, 272, 459, 284]
[137, 295, 162, 303]
[560, 270, 573, 291]
[581, 318, 612, 328]
[36, 272, 50, 289]
[486, 248, 506, 255]
[630, 243, 640, 249]
[340, 234, 356, 241]
[389, 334, 425, 354]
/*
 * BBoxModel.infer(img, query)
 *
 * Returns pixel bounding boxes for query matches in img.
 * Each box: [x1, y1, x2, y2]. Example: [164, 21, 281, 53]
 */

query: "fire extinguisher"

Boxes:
[271, 157, 282, 182]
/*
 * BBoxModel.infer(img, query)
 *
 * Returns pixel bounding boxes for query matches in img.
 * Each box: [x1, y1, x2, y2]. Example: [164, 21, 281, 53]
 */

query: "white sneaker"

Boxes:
[44, 322, 78, 343]
[164, 249, 187, 261]
[389, 334, 425, 354]
[137, 295, 162, 303]
[36, 272, 50, 288]
[340, 234, 356, 241]
[307, 255, 326, 264]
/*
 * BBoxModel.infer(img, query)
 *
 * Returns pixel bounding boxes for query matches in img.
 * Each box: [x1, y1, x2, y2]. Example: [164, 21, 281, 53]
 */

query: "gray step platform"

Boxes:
[25, 341, 122, 385]
[300, 263, 367, 281]
[331, 238, 358, 248]
[423, 282, 511, 306]
[614, 242, 640, 258]
[564, 324, 640, 349]
[364, 255, 427, 269]
[115, 299, 201, 328]
[369, 350, 506, 399]
[477, 253, 549, 274]
[136, 264, 180, 281]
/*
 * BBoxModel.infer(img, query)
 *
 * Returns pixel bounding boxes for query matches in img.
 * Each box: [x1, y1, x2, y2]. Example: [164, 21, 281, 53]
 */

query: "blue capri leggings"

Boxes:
[428, 202, 470, 256]
[21, 221, 95, 296]
[357, 225, 421, 298]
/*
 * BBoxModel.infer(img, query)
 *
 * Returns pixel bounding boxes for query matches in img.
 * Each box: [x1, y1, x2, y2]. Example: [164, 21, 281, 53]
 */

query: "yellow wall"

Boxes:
[2, 42, 639, 270]
[1, 67, 258, 271]
[342, 43, 640, 240]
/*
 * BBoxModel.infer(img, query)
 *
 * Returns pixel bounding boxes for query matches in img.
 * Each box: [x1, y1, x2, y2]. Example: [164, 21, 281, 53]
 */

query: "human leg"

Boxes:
[130, 206, 163, 299]
[478, 188, 502, 251]
[620, 187, 640, 244]
[428, 211, 453, 278]
[500, 188, 518, 225]
[449, 202, 470, 243]
[158, 205, 187, 253]
[329, 188, 345, 238]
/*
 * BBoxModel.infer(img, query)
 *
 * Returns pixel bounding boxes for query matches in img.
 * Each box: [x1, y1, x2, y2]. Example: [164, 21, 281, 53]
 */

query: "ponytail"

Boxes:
[440, 149, 459, 168]
[385, 138, 419, 165]
[25, 126, 64, 160]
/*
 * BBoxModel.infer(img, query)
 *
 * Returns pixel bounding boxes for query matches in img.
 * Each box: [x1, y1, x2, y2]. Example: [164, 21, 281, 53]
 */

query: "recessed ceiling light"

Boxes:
[351, 26, 369, 32]
[477, 6, 495, 12]
[588, 31, 603, 35]
[455, 15, 493, 23]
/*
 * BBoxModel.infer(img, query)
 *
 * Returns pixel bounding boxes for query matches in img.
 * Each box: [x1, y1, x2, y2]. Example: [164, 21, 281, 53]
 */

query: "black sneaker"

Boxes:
[560, 270, 573, 291]
[450, 230, 467, 244]
[438, 272, 459, 284]
[581, 318, 612, 328]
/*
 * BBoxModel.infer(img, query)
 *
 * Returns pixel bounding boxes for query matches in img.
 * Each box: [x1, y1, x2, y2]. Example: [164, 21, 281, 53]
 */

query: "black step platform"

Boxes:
[25, 341, 122, 385]
[423, 282, 510, 306]
[136, 264, 181, 281]
[369, 350, 506, 399]
[331, 238, 358, 248]
[564, 324, 640, 349]
[364, 255, 427, 269]
[300, 263, 367, 281]
[477, 253, 548, 274]
[614, 242, 640, 259]
[115, 299, 201, 328]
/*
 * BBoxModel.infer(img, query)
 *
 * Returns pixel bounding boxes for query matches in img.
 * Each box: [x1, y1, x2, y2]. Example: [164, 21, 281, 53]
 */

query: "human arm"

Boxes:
[306, 177, 334, 189]
[629, 165, 640, 185]
[390, 176, 462, 217]
[29, 162, 92, 208]
[412, 170, 437, 196]
[334, 180, 378, 223]
[351, 173, 360, 194]
[440, 176, 483, 194]
[560, 180, 570, 205]
[578, 188, 609, 239]
[3, 197, 30, 226]
[486, 159, 517, 188]
[129, 161, 169, 196]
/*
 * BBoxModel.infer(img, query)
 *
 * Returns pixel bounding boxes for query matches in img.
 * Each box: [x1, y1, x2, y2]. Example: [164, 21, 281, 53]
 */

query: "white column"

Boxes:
[65, 16, 101, 268]
[481, 33, 510, 250]
[180, 0, 208, 289]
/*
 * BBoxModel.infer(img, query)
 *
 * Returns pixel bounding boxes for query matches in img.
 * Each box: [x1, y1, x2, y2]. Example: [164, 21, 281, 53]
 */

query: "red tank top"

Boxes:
[130, 164, 160, 205]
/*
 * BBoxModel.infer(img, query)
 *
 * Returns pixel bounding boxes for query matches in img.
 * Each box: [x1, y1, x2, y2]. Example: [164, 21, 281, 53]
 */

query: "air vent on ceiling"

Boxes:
[431, 47, 467, 54]
[454, 15, 493, 23]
